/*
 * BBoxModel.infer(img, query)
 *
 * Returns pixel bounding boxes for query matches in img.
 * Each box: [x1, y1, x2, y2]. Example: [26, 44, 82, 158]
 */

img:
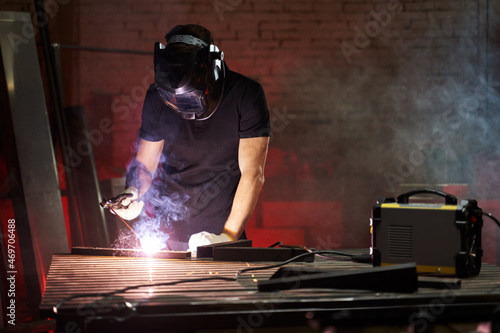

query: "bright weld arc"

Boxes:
[109, 207, 164, 253]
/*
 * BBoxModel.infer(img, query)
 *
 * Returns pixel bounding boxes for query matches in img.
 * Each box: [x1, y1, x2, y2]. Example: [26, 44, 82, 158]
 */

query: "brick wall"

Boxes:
[67, 0, 500, 254]
[4, 0, 500, 256]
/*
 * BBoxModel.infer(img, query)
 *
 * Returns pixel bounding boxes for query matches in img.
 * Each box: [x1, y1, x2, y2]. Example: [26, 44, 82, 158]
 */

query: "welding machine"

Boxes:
[371, 189, 483, 278]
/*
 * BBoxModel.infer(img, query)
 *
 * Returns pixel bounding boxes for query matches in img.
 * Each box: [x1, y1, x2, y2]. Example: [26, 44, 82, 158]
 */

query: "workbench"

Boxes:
[40, 250, 500, 332]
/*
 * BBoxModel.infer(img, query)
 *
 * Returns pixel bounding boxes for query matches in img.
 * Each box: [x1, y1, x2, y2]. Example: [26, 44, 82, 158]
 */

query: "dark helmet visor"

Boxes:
[157, 87, 205, 119]
[154, 41, 224, 120]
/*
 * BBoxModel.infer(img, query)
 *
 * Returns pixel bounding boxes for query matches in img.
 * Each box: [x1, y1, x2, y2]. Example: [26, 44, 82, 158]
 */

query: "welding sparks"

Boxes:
[140, 235, 165, 254]
[107, 197, 175, 255]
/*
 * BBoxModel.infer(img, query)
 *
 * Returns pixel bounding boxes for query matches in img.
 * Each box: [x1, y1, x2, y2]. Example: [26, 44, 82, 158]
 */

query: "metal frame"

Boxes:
[0, 11, 69, 318]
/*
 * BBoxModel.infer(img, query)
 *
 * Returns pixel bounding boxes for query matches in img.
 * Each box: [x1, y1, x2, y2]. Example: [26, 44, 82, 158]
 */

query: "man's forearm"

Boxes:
[222, 169, 265, 240]
[125, 159, 154, 198]
[222, 136, 269, 240]
[126, 138, 164, 198]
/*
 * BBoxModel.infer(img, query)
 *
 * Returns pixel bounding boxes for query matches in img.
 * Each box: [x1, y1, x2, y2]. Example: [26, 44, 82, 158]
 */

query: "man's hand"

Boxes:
[188, 231, 232, 252]
[105, 187, 144, 220]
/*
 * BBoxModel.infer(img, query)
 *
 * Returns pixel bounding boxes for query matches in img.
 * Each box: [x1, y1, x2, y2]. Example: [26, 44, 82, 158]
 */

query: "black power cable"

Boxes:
[482, 212, 500, 229]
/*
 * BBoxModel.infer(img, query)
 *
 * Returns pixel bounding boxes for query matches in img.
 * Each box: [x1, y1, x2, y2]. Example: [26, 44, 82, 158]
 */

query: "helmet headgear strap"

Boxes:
[167, 35, 208, 47]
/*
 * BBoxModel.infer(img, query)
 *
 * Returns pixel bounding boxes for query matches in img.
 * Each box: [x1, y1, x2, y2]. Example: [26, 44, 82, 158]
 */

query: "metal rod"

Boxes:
[108, 207, 139, 239]
[56, 43, 152, 55]
[33, 0, 83, 246]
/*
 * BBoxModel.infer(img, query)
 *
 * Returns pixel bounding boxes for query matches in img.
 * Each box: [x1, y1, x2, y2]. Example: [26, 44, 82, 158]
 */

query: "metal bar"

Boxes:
[417, 276, 461, 289]
[258, 263, 418, 293]
[51, 43, 84, 247]
[71, 247, 190, 259]
[196, 239, 253, 258]
[34, 0, 83, 247]
[265, 266, 462, 290]
[0, 11, 69, 317]
[64, 106, 110, 246]
[212, 247, 314, 262]
[57, 43, 152, 55]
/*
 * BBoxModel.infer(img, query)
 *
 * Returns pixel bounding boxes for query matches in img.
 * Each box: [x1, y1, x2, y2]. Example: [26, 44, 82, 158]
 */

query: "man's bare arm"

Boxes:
[222, 136, 269, 240]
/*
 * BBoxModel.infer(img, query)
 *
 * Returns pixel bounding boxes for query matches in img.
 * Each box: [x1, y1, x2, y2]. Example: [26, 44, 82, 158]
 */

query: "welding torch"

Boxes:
[100, 187, 144, 221]
[100, 192, 134, 210]
[100, 189, 144, 236]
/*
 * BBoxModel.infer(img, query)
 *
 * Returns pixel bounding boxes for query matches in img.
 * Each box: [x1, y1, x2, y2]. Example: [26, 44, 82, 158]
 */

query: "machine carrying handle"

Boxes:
[396, 188, 457, 205]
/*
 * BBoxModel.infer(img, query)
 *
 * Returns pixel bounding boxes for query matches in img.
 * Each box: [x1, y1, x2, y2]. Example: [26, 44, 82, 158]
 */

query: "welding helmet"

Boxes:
[154, 35, 225, 120]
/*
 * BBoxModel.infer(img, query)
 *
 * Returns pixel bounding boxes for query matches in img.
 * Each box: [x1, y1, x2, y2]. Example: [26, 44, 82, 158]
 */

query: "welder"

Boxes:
[110, 24, 270, 252]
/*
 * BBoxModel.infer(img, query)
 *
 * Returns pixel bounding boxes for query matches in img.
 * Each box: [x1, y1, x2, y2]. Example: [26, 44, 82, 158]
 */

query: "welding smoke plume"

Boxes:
[275, 3, 500, 248]
[113, 151, 189, 251]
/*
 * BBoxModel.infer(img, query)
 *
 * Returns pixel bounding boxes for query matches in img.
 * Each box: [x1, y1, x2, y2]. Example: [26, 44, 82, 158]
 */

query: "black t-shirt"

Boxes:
[138, 67, 270, 242]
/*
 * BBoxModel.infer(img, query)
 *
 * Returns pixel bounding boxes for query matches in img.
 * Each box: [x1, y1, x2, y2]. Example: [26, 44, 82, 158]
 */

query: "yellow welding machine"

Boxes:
[371, 189, 483, 278]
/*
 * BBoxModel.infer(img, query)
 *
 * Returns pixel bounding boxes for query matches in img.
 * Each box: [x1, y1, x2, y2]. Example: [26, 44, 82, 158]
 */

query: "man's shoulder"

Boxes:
[226, 68, 263, 92]
[144, 84, 162, 104]
[146, 83, 159, 93]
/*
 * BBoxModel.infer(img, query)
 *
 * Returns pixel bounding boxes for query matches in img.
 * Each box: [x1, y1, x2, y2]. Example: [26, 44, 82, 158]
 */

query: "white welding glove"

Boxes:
[188, 231, 232, 252]
[109, 187, 144, 220]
